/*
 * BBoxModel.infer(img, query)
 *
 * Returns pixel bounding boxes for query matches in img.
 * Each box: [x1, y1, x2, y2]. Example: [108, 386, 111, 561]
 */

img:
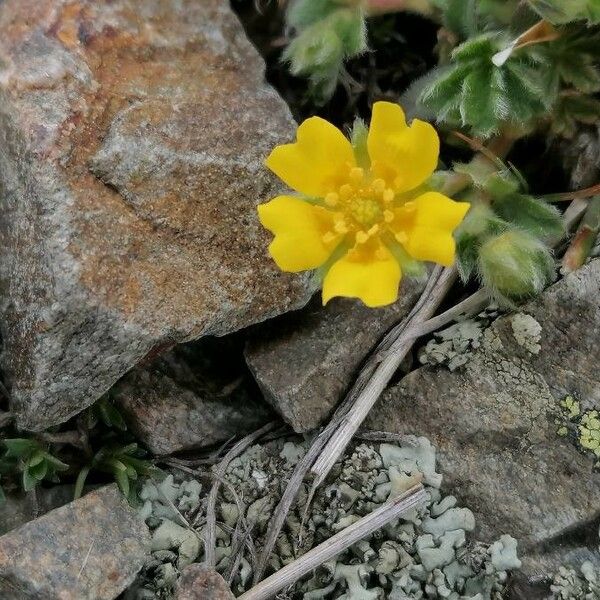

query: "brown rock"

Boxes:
[0, 485, 150, 599]
[175, 563, 235, 600]
[0, 0, 312, 431]
[114, 342, 272, 455]
[366, 260, 600, 577]
[245, 279, 426, 432]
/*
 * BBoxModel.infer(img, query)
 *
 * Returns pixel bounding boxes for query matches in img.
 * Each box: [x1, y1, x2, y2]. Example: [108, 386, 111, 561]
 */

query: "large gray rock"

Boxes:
[0, 485, 150, 599]
[114, 344, 272, 455]
[366, 260, 600, 577]
[0, 0, 312, 431]
[245, 279, 426, 432]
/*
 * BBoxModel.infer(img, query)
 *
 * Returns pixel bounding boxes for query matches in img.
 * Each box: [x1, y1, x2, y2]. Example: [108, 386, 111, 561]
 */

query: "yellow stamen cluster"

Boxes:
[321, 165, 401, 247]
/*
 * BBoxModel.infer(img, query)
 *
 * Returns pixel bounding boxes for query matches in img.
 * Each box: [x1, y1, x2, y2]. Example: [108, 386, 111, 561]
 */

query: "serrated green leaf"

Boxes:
[452, 32, 498, 61]
[493, 194, 564, 239]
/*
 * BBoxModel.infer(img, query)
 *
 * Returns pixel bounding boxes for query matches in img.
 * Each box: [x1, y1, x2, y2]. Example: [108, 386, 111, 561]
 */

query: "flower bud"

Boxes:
[478, 229, 555, 301]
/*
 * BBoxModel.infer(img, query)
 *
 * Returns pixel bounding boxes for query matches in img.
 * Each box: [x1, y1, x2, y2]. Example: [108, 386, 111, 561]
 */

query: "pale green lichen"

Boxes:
[550, 561, 600, 599]
[127, 436, 519, 599]
[509, 312, 542, 354]
[556, 396, 600, 467]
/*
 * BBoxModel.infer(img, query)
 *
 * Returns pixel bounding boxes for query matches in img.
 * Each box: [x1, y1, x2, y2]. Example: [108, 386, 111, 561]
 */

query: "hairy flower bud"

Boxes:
[478, 229, 555, 301]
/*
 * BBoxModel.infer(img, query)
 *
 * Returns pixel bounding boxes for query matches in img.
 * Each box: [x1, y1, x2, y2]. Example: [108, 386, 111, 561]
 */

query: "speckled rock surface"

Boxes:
[0, 0, 312, 431]
[366, 260, 600, 579]
[175, 564, 235, 600]
[113, 345, 272, 455]
[0, 485, 150, 599]
[245, 278, 426, 432]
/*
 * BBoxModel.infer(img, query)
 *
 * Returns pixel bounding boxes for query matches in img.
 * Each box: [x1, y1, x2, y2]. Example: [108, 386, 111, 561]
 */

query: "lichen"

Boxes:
[419, 308, 498, 370]
[509, 312, 542, 354]
[127, 436, 519, 599]
[550, 561, 600, 599]
[556, 396, 600, 468]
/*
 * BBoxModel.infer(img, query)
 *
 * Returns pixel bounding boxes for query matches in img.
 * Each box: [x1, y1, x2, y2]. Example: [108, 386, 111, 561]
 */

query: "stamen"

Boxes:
[384, 209, 394, 223]
[395, 231, 408, 244]
[367, 224, 379, 236]
[324, 192, 339, 207]
[372, 179, 386, 193]
[322, 231, 338, 244]
[339, 184, 354, 200]
[375, 247, 389, 260]
[334, 219, 349, 234]
[356, 230, 369, 244]
[349, 167, 364, 184]
[383, 189, 395, 203]
[403, 201, 416, 212]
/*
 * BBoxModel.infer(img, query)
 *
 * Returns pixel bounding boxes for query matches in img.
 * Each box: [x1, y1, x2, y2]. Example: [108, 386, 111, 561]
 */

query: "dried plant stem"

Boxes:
[252, 266, 444, 583]
[204, 421, 278, 568]
[239, 484, 427, 600]
[310, 266, 457, 487]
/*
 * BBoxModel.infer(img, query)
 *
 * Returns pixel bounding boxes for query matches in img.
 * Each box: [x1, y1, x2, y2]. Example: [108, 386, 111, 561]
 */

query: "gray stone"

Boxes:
[0, 485, 75, 536]
[366, 260, 600, 577]
[0, 0, 312, 431]
[245, 278, 426, 432]
[0, 485, 150, 599]
[175, 563, 235, 600]
[113, 344, 272, 455]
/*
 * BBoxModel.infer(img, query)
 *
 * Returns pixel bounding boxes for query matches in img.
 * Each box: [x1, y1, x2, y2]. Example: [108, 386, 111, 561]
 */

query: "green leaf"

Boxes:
[113, 468, 130, 497]
[3, 439, 37, 458]
[22, 468, 39, 492]
[28, 450, 46, 468]
[74, 466, 90, 500]
[28, 459, 48, 481]
[493, 194, 564, 239]
[44, 454, 69, 471]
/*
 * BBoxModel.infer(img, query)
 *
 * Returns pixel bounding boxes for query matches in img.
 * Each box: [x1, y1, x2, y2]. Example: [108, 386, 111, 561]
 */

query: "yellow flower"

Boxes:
[258, 101, 470, 307]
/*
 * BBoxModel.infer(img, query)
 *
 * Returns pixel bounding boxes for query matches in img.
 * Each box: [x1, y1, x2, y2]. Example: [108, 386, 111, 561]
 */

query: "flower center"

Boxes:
[323, 167, 398, 246]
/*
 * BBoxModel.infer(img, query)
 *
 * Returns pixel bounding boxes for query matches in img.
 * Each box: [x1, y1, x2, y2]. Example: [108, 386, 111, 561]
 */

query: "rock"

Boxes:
[0, 485, 149, 599]
[175, 563, 235, 600]
[245, 278, 426, 432]
[114, 341, 272, 455]
[0, 0, 312, 431]
[0, 485, 75, 535]
[366, 260, 600, 577]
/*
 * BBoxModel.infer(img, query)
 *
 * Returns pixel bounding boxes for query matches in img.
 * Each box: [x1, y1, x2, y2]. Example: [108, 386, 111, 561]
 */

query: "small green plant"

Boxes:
[75, 441, 157, 500]
[1, 438, 69, 492]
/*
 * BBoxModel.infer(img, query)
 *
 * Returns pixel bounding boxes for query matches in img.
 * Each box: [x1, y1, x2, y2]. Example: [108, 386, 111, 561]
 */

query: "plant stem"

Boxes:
[310, 266, 457, 488]
[239, 484, 427, 600]
[562, 196, 600, 273]
[204, 421, 277, 568]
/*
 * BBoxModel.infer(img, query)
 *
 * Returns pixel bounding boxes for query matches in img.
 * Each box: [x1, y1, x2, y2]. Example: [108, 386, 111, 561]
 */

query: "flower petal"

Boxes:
[367, 101, 440, 193]
[404, 192, 470, 266]
[322, 242, 401, 307]
[258, 195, 338, 272]
[266, 117, 355, 196]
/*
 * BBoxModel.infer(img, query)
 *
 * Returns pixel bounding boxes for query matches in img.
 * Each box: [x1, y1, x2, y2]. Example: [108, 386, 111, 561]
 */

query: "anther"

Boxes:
[322, 231, 338, 244]
[367, 224, 379, 236]
[349, 167, 364, 184]
[395, 231, 409, 244]
[334, 220, 349, 234]
[324, 192, 339, 207]
[372, 179, 386, 193]
[384, 209, 394, 223]
[339, 184, 354, 200]
[383, 189, 395, 203]
[356, 230, 369, 244]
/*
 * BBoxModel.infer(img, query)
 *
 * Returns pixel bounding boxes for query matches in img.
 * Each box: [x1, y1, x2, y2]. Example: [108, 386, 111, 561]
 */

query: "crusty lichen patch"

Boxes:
[128, 436, 520, 599]
[509, 312, 542, 354]
[556, 396, 600, 468]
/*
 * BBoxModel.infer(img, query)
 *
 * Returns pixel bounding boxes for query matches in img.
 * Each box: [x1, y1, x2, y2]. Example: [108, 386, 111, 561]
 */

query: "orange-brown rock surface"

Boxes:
[0, 0, 312, 430]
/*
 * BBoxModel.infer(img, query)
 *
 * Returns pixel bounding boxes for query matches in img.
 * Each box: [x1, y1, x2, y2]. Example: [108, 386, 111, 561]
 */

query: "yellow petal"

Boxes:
[404, 192, 470, 266]
[258, 195, 338, 272]
[367, 101, 440, 193]
[266, 117, 355, 196]
[322, 242, 401, 307]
